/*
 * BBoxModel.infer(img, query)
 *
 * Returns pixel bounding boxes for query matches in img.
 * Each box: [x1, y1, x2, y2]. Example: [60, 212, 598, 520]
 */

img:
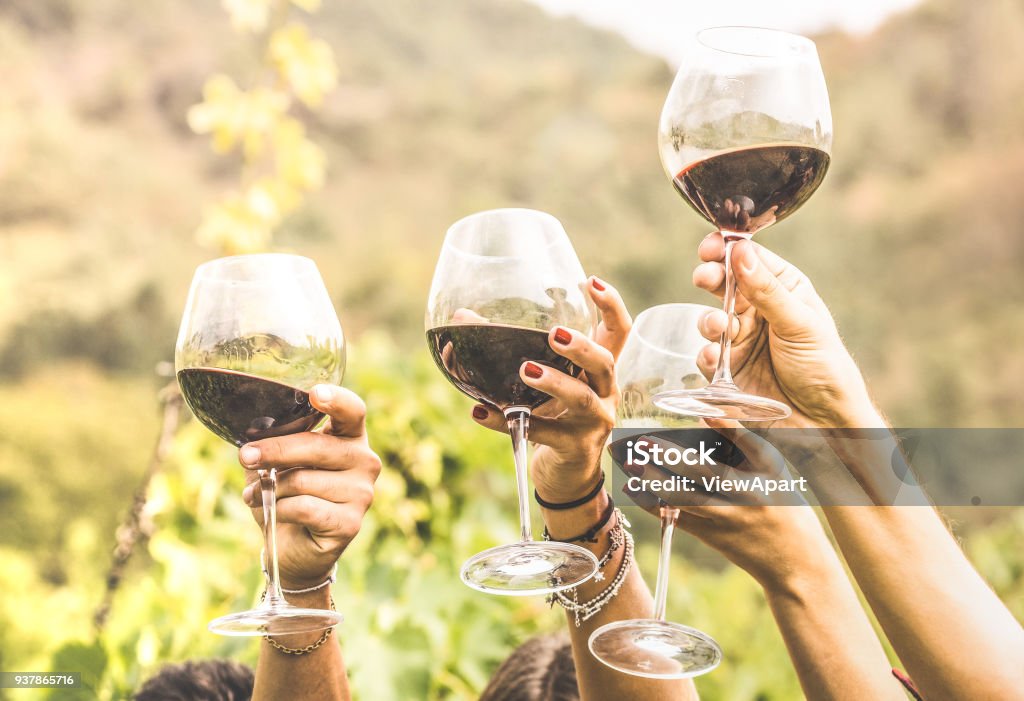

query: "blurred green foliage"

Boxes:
[1, 0, 1023, 698]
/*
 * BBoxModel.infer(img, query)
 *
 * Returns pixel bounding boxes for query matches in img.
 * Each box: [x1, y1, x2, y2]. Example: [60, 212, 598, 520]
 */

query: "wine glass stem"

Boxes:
[506, 409, 533, 543]
[712, 235, 743, 388]
[259, 467, 287, 606]
[653, 503, 680, 622]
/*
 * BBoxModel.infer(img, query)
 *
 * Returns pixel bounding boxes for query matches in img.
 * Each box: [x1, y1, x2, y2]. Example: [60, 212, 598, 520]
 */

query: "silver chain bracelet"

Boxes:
[548, 509, 634, 627]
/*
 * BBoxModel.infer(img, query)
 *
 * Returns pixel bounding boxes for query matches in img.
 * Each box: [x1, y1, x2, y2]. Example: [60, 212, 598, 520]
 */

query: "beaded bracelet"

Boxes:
[548, 511, 634, 627]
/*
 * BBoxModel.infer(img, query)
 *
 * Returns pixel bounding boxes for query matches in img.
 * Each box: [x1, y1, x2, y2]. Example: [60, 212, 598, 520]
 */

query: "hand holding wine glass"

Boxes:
[469, 276, 631, 504]
[425, 208, 601, 595]
[589, 304, 722, 679]
[175, 253, 347, 635]
[656, 26, 834, 421]
[692, 235, 880, 428]
[238, 384, 381, 589]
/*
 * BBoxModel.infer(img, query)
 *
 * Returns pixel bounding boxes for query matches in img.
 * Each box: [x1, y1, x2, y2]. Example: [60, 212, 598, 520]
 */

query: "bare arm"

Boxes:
[239, 385, 382, 701]
[760, 524, 904, 700]
[692, 233, 1024, 699]
[542, 493, 697, 701]
[473, 277, 696, 701]
[817, 409, 1024, 701]
[253, 586, 350, 701]
[625, 431, 904, 700]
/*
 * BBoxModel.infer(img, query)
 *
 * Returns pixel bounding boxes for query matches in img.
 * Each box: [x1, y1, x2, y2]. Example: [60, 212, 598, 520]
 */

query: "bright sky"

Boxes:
[524, 0, 923, 65]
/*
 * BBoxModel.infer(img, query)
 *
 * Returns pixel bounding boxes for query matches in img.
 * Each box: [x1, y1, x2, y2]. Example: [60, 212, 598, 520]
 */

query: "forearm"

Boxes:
[822, 411, 1024, 699]
[760, 535, 905, 700]
[252, 587, 350, 701]
[542, 491, 698, 701]
[822, 504, 1024, 699]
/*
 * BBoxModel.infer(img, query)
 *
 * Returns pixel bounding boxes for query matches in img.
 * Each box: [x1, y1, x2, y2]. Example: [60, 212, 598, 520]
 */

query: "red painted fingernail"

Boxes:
[553, 327, 572, 345]
[523, 362, 544, 379]
[591, 277, 606, 292]
[472, 405, 489, 420]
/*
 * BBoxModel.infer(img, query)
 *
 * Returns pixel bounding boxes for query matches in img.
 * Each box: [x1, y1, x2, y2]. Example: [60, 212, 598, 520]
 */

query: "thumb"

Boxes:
[731, 240, 810, 336]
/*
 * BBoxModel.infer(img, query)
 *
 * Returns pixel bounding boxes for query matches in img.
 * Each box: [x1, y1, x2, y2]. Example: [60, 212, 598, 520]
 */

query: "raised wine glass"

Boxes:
[590, 303, 723, 678]
[655, 26, 833, 421]
[175, 253, 346, 635]
[426, 208, 600, 595]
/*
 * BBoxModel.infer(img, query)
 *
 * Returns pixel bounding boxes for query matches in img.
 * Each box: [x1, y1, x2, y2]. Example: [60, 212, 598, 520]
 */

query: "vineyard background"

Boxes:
[1, 0, 1023, 698]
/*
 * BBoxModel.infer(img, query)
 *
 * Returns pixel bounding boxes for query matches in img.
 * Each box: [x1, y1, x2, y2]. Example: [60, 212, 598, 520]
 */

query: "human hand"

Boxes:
[238, 385, 382, 589]
[621, 422, 829, 590]
[693, 233, 879, 428]
[472, 277, 631, 503]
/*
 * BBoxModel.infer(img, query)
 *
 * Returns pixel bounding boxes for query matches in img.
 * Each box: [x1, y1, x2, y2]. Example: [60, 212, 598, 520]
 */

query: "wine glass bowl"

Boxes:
[589, 303, 723, 678]
[175, 253, 346, 635]
[426, 209, 600, 596]
[654, 26, 832, 422]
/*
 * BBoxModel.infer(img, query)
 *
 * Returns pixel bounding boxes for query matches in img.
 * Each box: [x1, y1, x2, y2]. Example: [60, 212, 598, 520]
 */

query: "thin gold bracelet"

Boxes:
[263, 596, 337, 656]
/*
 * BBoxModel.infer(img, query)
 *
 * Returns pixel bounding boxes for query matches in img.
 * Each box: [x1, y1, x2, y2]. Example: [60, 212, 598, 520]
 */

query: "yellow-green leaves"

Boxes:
[191, 1, 336, 255]
[222, 0, 271, 32]
[270, 23, 338, 107]
[187, 76, 289, 158]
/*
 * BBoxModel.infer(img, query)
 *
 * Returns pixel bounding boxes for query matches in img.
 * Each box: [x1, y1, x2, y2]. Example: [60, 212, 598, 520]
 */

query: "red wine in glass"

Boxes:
[655, 26, 833, 422]
[175, 253, 345, 636]
[673, 144, 830, 236]
[177, 368, 325, 446]
[425, 208, 600, 596]
[426, 324, 582, 411]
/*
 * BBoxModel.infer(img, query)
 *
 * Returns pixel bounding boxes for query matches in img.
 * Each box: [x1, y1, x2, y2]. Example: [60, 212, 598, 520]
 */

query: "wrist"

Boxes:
[752, 533, 843, 599]
[278, 564, 337, 593]
[540, 487, 610, 543]
[533, 457, 604, 504]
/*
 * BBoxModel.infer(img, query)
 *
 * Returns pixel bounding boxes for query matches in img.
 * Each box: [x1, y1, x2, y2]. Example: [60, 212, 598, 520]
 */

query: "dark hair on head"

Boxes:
[134, 659, 254, 701]
[479, 634, 580, 701]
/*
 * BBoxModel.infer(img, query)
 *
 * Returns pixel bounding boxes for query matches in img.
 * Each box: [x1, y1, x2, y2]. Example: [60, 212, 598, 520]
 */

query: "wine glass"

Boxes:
[589, 303, 723, 678]
[175, 253, 346, 635]
[426, 208, 600, 595]
[655, 26, 833, 421]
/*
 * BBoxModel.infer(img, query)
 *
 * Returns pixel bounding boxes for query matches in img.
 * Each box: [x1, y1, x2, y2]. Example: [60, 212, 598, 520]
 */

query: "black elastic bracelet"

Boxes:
[535, 473, 606, 511]
[544, 496, 615, 544]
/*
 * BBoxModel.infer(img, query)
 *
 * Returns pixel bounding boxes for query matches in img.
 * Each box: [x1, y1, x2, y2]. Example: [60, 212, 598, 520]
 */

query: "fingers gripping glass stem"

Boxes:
[653, 234, 792, 420]
[712, 238, 742, 388]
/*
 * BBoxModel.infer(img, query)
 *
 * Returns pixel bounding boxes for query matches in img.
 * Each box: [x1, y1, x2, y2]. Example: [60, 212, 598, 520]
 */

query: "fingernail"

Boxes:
[591, 277, 606, 292]
[240, 444, 261, 466]
[523, 362, 544, 379]
[738, 244, 758, 275]
[553, 327, 572, 345]
[472, 405, 489, 420]
[242, 484, 256, 505]
[314, 385, 334, 403]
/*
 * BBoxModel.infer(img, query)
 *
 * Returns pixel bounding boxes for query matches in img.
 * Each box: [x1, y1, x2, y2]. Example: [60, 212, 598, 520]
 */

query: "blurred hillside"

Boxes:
[1, 0, 1023, 698]
[2, 0, 1023, 423]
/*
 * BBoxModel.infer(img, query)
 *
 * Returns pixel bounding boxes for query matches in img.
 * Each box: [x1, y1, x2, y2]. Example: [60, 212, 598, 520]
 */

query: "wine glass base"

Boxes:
[588, 619, 723, 679]
[653, 387, 791, 421]
[208, 605, 344, 637]
[460, 541, 599, 596]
